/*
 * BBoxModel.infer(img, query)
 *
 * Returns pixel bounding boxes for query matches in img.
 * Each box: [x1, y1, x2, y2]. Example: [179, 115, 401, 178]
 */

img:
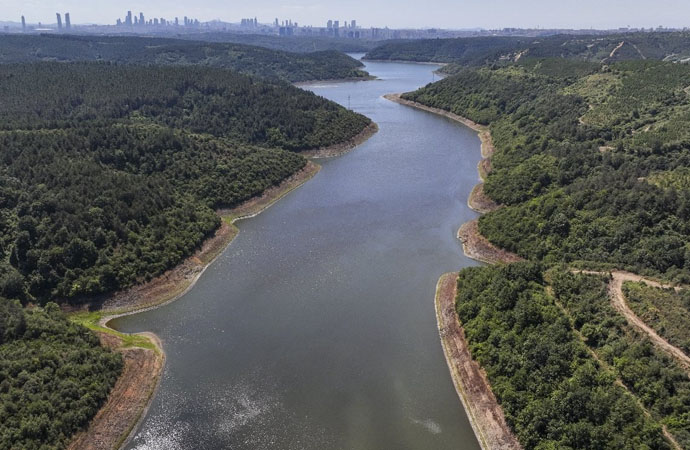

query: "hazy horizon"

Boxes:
[3, 0, 690, 30]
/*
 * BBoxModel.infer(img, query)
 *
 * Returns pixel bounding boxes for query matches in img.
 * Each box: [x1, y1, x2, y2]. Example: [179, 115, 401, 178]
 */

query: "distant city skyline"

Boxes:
[3, 0, 690, 30]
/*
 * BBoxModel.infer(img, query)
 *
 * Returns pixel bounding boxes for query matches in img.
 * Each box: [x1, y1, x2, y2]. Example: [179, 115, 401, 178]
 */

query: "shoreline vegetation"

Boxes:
[384, 93, 522, 448]
[68, 122, 378, 448]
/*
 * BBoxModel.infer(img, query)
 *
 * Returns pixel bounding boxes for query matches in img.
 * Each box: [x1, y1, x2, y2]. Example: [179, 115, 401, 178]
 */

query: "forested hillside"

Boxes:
[365, 32, 690, 66]
[456, 264, 671, 448]
[0, 34, 371, 82]
[0, 62, 371, 303]
[0, 300, 122, 449]
[406, 59, 690, 280]
[404, 56, 690, 448]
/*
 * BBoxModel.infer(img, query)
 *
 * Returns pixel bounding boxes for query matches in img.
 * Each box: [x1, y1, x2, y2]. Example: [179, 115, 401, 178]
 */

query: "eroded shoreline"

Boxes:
[435, 273, 521, 450]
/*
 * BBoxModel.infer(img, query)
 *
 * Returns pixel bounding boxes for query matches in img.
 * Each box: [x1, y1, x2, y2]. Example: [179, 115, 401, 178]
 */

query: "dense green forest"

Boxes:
[365, 32, 690, 65]
[623, 281, 690, 356]
[405, 59, 690, 281]
[456, 264, 670, 449]
[0, 300, 122, 449]
[551, 272, 690, 447]
[0, 62, 371, 303]
[0, 34, 371, 82]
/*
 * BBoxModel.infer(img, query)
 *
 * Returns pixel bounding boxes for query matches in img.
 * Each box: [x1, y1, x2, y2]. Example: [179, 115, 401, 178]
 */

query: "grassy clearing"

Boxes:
[69, 311, 157, 351]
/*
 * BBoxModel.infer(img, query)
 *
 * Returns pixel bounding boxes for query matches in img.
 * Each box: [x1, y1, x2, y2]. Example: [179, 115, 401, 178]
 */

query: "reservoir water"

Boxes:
[113, 56, 483, 450]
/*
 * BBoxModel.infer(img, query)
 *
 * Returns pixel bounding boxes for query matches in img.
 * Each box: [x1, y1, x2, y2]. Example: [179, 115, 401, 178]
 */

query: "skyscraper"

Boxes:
[351, 20, 356, 29]
[140, 12, 145, 26]
[65, 13, 71, 29]
[21, 15, 26, 32]
[56, 13, 62, 30]
[126, 11, 132, 26]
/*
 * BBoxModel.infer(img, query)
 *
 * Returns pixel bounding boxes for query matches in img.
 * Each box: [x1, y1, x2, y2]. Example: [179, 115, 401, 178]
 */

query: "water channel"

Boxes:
[114, 56, 483, 450]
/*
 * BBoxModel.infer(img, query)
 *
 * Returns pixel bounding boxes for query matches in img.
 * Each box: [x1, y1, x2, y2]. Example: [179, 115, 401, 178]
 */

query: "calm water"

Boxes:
[113, 56, 482, 450]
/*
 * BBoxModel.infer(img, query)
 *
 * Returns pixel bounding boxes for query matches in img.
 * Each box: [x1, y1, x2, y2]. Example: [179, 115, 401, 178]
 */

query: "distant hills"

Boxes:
[0, 34, 371, 82]
[364, 32, 690, 65]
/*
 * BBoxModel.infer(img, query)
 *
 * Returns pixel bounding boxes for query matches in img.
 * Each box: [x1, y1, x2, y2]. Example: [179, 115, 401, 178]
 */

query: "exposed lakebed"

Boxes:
[113, 56, 483, 450]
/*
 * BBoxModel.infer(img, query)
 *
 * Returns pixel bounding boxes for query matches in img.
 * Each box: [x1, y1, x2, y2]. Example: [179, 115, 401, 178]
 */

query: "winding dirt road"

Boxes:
[578, 270, 690, 373]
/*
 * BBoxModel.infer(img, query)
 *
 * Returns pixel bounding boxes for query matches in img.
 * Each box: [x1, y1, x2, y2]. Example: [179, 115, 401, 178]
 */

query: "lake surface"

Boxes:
[113, 56, 483, 450]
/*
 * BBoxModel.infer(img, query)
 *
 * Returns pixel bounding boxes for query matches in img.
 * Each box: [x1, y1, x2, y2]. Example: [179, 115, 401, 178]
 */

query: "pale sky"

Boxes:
[4, 0, 690, 30]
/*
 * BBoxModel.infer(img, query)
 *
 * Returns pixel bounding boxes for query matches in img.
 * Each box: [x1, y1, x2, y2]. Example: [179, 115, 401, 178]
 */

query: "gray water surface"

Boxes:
[113, 57, 482, 450]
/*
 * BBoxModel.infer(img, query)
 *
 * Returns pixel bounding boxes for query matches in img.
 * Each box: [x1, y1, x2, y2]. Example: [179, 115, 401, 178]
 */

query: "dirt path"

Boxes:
[608, 41, 626, 59]
[67, 333, 164, 450]
[577, 270, 690, 373]
[548, 284, 682, 450]
[435, 273, 522, 450]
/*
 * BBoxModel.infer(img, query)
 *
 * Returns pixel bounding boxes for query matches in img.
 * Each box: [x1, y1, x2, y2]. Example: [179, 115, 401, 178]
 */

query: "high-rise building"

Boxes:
[184, 16, 188, 26]
[21, 15, 26, 32]
[65, 13, 71, 29]
[56, 13, 62, 30]
[275, 18, 279, 27]
[126, 11, 132, 26]
[139, 12, 145, 26]
[327, 20, 333, 29]
[175, 17, 179, 26]
[351, 20, 356, 29]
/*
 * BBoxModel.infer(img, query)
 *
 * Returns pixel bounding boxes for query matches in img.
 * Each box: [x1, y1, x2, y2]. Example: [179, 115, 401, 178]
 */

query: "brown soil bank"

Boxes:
[458, 220, 523, 265]
[436, 273, 522, 450]
[68, 333, 164, 450]
[469, 183, 500, 214]
[302, 122, 379, 158]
